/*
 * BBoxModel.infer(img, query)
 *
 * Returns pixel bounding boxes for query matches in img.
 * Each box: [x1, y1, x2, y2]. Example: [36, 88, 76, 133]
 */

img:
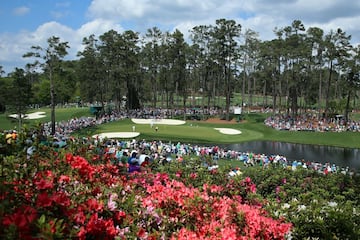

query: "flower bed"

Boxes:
[0, 144, 292, 239]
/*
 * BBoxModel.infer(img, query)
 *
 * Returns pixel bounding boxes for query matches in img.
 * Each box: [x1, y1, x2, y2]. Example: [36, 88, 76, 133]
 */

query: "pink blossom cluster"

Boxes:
[1, 152, 291, 239]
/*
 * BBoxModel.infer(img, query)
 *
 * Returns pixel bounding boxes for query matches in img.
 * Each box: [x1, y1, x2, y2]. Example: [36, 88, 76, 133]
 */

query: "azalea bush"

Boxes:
[0, 143, 292, 239]
[1, 140, 359, 239]
[242, 166, 360, 239]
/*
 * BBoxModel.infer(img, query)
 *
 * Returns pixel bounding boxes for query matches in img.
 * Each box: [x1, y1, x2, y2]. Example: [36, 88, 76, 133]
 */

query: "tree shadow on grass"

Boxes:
[74, 125, 100, 138]
[247, 113, 266, 123]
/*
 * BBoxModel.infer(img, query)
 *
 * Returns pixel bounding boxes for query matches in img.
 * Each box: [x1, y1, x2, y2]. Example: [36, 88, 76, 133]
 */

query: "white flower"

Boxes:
[282, 203, 290, 209]
[297, 205, 307, 211]
[328, 201, 337, 207]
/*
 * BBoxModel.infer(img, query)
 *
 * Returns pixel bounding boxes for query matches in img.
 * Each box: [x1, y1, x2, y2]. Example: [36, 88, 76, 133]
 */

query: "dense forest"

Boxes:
[1, 18, 360, 122]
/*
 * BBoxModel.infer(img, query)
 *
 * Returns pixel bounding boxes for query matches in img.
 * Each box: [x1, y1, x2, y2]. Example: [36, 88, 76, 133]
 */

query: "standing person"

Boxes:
[128, 158, 141, 173]
[132, 125, 136, 132]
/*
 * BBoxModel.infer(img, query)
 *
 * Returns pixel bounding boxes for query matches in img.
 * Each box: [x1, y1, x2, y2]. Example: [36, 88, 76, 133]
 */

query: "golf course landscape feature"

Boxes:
[92, 119, 242, 139]
[8, 111, 46, 120]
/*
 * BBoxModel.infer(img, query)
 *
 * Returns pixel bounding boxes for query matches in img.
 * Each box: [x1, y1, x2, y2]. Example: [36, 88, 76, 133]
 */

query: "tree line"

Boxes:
[1, 18, 360, 134]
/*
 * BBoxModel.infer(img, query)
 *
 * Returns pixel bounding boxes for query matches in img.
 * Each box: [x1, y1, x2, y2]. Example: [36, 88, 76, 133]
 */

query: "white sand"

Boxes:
[8, 111, 46, 120]
[214, 128, 242, 135]
[131, 118, 186, 125]
[92, 132, 140, 139]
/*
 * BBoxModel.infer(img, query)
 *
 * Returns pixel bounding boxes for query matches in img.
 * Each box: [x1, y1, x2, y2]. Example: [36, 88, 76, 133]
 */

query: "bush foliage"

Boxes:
[0, 138, 359, 239]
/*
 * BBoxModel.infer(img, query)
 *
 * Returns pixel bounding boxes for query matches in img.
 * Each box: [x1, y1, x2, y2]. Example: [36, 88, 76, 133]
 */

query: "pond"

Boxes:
[221, 141, 360, 170]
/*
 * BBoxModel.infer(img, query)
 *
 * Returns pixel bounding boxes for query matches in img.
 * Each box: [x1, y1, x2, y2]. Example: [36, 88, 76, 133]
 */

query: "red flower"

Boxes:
[36, 192, 53, 207]
[137, 227, 147, 238]
[34, 179, 54, 190]
[58, 175, 71, 184]
[190, 172, 197, 179]
[73, 210, 86, 224]
[77, 226, 87, 240]
[2, 205, 37, 231]
[51, 192, 71, 207]
[113, 210, 126, 222]
[86, 198, 104, 212]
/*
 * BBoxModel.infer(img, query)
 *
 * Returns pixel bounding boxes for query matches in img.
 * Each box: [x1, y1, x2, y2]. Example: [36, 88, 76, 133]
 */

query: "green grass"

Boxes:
[0, 107, 92, 130]
[75, 118, 263, 144]
[1, 107, 360, 149]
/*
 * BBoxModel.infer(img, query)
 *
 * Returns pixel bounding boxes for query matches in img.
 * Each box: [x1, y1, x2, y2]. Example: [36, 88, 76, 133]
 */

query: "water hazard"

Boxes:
[221, 141, 360, 170]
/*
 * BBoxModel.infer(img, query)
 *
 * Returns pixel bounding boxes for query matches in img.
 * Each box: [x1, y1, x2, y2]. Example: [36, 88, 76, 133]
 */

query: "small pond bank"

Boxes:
[219, 141, 360, 170]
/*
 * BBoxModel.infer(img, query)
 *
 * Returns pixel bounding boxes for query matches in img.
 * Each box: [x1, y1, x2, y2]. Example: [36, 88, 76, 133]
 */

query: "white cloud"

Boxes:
[88, 0, 148, 19]
[0, 19, 123, 73]
[13, 6, 30, 16]
[85, 0, 360, 44]
[2, 0, 360, 74]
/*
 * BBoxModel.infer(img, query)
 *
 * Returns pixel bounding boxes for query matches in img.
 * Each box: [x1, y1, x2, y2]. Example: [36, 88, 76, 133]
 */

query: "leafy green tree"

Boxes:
[323, 28, 352, 118]
[344, 47, 360, 121]
[190, 25, 212, 109]
[306, 27, 325, 117]
[23, 36, 69, 135]
[168, 29, 187, 113]
[121, 30, 141, 110]
[6, 68, 32, 130]
[98, 30, 141, 110]
[282, 20, 307, 116]
[0, 66, 7, 113]
[55, 61, 77, 104]
[98, 30, 123, 110]
[258, 39, 280, 111]
[211, 18, 241, 120]
[141, 27, 163, 108]
[77, 34, 104, 105]
[239, 28, 260, 108]
[157, 31, 173, 108]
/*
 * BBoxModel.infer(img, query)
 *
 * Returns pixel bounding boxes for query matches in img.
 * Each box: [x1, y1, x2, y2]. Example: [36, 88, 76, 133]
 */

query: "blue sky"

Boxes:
[1, 0, 360, 74]
[0, 1, 91, 32]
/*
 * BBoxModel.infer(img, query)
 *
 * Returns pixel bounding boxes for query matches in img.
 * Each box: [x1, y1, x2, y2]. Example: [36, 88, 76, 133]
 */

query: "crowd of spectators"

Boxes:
[78, 137, 354, 176]
[264, 114, 360, 132]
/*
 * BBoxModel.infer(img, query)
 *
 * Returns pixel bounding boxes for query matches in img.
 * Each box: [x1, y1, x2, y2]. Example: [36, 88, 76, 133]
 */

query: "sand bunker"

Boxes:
[8, 111, 46, 120]
[214, 128, 242, 135]
[131, 119, 186, 125]
[92, 132, 140, 139]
